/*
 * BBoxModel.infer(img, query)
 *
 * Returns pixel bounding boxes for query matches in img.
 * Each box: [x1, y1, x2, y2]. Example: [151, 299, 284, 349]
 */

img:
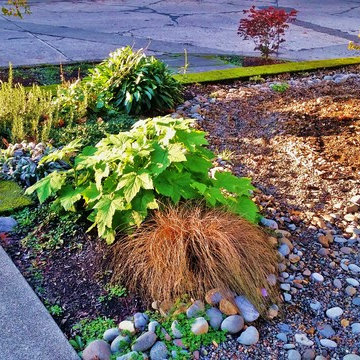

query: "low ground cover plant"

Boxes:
[270, 82, 290, 93]
[110, 204, 278, 310]
[238, 6, 297, 59]
[49, 111, 135, 148]
[71, 317, 116, 348]
[0, 180, 32, 213]
[26, 116, 259, 244]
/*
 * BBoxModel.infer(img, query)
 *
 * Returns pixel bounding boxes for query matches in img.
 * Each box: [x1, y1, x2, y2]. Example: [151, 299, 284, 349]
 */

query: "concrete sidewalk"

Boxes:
[0, 0, 359, 67]
[0, 246, 80, 360]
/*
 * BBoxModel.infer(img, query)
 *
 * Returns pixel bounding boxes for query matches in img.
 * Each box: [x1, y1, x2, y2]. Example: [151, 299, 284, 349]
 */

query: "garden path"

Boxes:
[0, 0, 359, 67]
[0, 245, 80, 360]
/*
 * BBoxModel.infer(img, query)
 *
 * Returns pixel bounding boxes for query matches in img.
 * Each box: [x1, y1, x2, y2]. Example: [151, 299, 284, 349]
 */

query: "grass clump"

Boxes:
[0, 180, 32, 213]
[110, 204, 278, 311]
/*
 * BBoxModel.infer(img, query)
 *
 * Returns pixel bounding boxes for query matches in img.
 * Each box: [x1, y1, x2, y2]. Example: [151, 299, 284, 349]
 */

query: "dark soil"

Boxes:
[0, 224, 143, 338]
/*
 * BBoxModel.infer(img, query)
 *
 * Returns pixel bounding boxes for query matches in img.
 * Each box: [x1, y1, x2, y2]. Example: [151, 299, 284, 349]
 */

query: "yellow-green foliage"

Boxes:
[0, 180, 32, 213]
[0, 67, 59, 143]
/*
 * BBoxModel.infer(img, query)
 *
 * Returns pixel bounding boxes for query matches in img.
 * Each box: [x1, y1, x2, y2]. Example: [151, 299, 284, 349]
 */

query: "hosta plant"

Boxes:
[26, 116, 258, 244]
[0, 141, 68, 186]
[84, 46, 183, 114]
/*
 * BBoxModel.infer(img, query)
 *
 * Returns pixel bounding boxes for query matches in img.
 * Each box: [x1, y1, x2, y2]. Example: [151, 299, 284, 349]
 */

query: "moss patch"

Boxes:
[0, 181, 32, 213]
[173, 57, 360, 84]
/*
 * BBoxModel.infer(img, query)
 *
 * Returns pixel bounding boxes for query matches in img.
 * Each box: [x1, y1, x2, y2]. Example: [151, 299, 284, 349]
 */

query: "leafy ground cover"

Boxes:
[0, 62, 96, 86]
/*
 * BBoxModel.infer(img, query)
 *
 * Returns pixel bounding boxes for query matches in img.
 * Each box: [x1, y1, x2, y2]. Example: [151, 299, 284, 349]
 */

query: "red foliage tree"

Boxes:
[238, 6, 297, 59]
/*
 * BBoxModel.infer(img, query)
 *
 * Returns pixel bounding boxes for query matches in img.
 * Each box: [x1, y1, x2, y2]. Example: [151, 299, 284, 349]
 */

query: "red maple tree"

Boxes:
[238, 6, 297, 59]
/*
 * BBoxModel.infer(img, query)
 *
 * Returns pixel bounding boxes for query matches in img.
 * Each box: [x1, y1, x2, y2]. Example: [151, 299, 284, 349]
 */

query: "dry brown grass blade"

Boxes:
[109, 204, 278, 312]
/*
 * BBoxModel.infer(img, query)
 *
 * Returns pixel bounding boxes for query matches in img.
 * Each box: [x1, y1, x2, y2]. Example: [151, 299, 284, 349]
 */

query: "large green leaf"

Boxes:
[59, 185, 85, 211]
[214, 171, 255, 195]
[117, 172, 142, 203]
[25, 171, 66, 203]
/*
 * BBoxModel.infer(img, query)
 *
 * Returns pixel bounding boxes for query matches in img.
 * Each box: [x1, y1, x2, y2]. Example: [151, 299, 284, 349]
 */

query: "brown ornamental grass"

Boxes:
[109, 204, 279, 311]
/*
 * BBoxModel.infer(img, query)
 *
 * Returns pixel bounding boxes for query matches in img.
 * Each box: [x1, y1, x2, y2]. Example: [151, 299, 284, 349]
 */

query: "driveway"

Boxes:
[0, 0, 359, 66]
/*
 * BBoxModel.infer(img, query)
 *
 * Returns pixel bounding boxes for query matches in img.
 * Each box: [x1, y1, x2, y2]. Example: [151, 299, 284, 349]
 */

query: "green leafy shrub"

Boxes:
[45, 303, 63, 316]
[0, 67, 60, 144]
[84, 47, 183, 114]
[54, 79, 89, 127]
[26, 116, 258, 244]
[157, 312, 227, 354]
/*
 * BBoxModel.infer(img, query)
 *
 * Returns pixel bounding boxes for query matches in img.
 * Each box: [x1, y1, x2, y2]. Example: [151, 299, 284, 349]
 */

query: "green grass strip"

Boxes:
[173, 57, 360, 84]
[0, 180, 32, 213]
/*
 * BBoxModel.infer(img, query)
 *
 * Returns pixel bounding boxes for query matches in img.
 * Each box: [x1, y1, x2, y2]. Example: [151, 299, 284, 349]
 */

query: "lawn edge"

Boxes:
[173, 57, 360, 84]
[26, 56, 360, 92]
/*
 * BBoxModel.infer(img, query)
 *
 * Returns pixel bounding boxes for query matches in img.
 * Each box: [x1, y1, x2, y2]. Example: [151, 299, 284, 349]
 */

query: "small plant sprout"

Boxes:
[179, 48, 189, 74]
[249, 75, 265, 83]
[46, 303, 63, 316]
[217, 148, 235, 163]
[270, 82, 290, 93]
[98, 284, 127, 303]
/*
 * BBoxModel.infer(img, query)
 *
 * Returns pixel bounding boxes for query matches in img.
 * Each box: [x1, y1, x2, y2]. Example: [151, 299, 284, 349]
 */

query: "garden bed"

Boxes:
[1, 60, 360, 359]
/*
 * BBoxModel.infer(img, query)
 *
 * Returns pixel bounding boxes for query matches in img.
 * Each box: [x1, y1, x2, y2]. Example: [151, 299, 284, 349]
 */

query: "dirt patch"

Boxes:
[0, 225, 143, 337]
[183, 67, 360, 216]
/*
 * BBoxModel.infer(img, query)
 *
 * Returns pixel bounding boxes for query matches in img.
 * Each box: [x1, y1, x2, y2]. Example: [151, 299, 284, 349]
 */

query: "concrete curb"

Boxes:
[0, 246, 80, 360]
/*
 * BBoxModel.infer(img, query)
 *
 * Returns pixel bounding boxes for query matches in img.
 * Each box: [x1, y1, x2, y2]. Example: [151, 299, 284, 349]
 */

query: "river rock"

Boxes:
[326, 307, 343, 319]
[134, 313, 149, 330]
[110, 335, 130, 353]
[119, 320, 136, 335]
[186, 300, 205, 318]
[191, 317, 209, 335]
[206, 307, 223, 330]
[320, 339, 337, 348]
[132, 331, 157, 352]
[150, 341, 168, 360]
[237, 326, 259, 345]
[234, 296, 259, 322]
[103, 328, 120, 342]
[0, 217, 17, 233]
[219, 298, 238, 315]
[287, 350, 301, 360]
[171, 320, 183, 338]
[205, 288, 223, 305]
[82, 340, 111, 360]
[220, 315, 244, 334]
